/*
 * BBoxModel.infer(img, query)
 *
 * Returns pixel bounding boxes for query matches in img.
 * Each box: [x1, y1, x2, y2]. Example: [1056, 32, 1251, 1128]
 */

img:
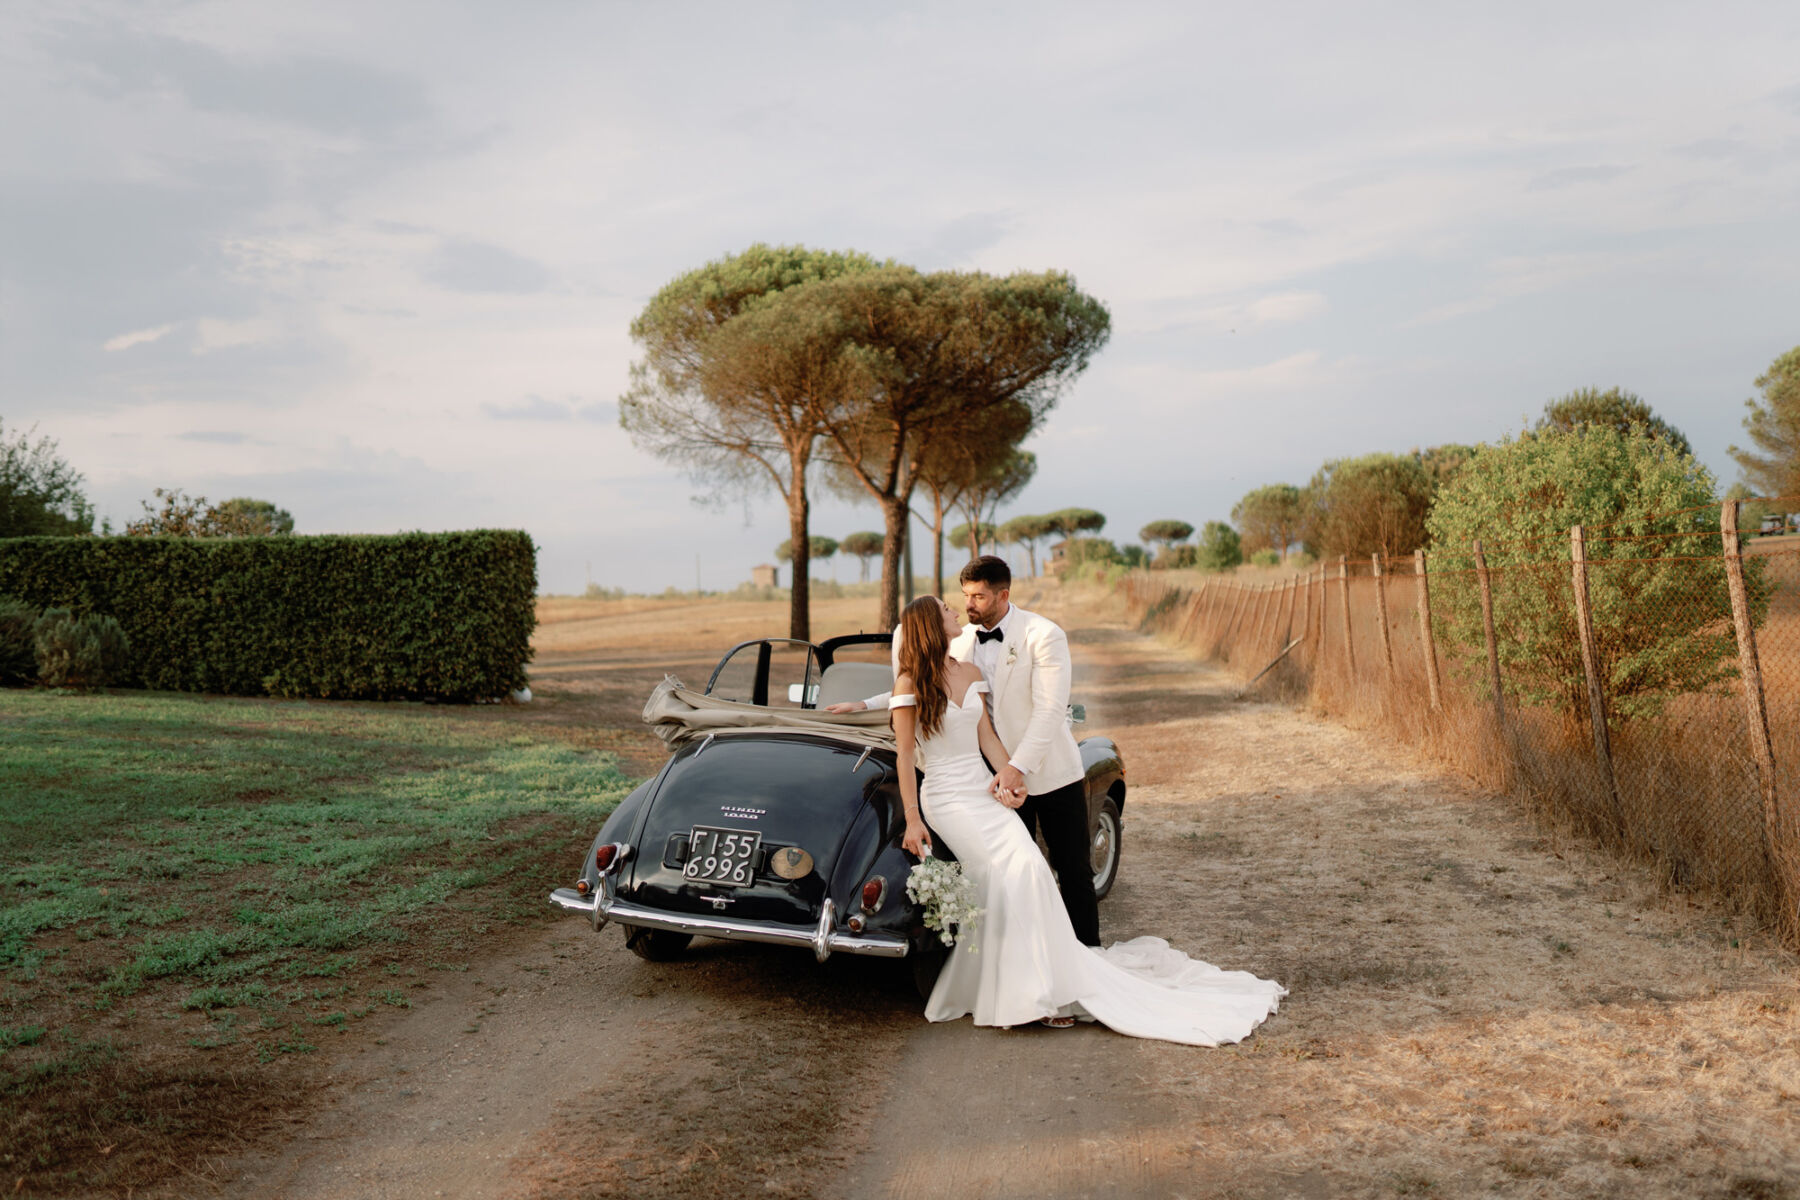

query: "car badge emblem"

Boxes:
[770, 847, 813, 880]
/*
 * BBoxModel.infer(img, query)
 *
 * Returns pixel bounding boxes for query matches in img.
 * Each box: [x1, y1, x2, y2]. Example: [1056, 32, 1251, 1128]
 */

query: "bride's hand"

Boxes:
[902, 821, 932, 857]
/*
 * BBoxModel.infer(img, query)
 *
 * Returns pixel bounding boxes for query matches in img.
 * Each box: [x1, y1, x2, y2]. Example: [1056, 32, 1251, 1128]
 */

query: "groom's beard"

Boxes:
[966, 598, 1007, 629]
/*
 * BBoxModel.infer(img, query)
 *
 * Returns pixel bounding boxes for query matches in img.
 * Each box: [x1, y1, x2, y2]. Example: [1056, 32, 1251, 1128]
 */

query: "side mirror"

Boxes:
[788, 683, 820, 705]
[1067, 703, 1086, 724]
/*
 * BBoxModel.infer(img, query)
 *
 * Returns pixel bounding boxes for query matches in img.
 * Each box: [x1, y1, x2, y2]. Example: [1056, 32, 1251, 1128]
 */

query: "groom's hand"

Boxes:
[824, 700, 865, 714]
[992, 764, 1027, 808]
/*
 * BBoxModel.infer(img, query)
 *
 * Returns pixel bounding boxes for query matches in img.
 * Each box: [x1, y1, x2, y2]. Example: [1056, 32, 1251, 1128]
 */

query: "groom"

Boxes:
[830, 555, 1101, 947]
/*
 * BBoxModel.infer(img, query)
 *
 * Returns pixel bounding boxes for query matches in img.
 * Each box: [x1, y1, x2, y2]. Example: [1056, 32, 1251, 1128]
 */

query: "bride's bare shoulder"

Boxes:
[946, 659, 982, 687]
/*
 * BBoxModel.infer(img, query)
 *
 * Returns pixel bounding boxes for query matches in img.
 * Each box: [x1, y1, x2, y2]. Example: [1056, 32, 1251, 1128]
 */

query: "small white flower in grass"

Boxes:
[906, 855, 982, 951]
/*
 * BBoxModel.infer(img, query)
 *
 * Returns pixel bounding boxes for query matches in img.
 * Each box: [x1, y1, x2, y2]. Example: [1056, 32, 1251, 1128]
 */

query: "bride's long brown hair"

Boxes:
[896, 595, 952, 739]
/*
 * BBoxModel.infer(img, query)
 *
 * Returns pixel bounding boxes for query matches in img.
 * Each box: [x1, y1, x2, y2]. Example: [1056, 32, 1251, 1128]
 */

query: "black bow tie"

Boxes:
[976, 627, 1004, 644]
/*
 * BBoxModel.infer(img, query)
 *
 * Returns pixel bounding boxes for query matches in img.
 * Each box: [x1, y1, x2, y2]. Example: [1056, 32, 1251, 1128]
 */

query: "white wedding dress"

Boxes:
[897, 680, 1286, 1046]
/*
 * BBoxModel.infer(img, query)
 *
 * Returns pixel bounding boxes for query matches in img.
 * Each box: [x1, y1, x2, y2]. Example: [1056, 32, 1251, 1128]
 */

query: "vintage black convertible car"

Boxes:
[549, 632, 1125, 990]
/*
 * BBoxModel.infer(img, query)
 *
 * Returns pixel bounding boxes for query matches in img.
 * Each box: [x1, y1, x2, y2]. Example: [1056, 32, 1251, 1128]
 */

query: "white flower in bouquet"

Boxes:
[906, 855, 982, 950]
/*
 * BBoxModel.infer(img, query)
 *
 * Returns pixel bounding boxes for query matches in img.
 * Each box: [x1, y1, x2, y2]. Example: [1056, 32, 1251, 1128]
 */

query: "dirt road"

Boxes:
[221, 588, 1800, 1199]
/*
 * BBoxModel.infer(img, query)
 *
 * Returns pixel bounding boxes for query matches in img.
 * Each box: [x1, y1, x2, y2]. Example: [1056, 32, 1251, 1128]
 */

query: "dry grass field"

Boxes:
[25, 579, 1798, 1198]
[220, 580, 1799, 1200]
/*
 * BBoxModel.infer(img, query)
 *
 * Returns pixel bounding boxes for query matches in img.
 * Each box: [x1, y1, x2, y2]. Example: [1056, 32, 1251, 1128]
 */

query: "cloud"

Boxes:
[1526, 164, 1632, 191]
[103, 323, 176, 352]
[908, 211, 1012, 266]
[482, 394, 567, 420]
[1247, 291, 1329, 324]
[425, 238, 554, 295]
[1675, 137, 1749, 160]
[194, 316, 281, 354]
[50, 23, 430, 139]
[1404, 251, 1646, 327]
[1146, 290, 1329, 335]
[176, 431, 251, 445]
[480, 394, 618, 422]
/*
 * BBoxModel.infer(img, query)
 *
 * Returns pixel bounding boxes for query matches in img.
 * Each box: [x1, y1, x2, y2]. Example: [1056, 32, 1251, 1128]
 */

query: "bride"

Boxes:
[889, 595, 1286, 1045]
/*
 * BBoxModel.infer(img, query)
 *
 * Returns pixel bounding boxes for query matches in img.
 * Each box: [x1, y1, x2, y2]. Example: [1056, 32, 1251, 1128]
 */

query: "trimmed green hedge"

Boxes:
[0, 531, 536, 701]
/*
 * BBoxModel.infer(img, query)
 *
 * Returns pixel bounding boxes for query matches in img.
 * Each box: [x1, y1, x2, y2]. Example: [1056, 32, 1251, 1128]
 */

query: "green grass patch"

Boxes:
[0, 689, 628, 986]
[0, 688, 629, 1192]
[0, 1025, 46, 1051]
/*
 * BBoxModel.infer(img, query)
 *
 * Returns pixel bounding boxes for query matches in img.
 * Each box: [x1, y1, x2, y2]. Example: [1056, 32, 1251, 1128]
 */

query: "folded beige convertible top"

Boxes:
[642, 676, 897, 751]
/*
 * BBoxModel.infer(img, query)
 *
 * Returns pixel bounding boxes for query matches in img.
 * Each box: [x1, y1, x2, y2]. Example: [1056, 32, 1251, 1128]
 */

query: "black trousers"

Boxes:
[1015, 778, 1101, 947]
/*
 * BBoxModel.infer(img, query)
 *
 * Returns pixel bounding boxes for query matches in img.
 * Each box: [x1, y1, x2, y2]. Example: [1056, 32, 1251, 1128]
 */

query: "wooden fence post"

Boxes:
[1316, 566, 1331, 670]
[1473, 539, 1505, 727]
[1721, 500, 1788, 890]
[1337, 555, 1356, 672]
[1223, 583, 1249, 651]
[1244, 586, 1267, 660]
[1176, 583, 1206, 643]
[1281, 577, 1298, 643]
[1570, 525, 1625, 831]
[1207, 580, 1230, 649]
[1414, 549, 1442, 710]
[1372, 551, 1396, 679]
[1297, 568, 1313, 645]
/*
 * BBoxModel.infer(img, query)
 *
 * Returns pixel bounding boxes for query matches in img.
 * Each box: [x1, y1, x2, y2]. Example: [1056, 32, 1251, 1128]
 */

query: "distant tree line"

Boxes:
[0, 418, 295, 541]
[1123, 350, 1798, 582]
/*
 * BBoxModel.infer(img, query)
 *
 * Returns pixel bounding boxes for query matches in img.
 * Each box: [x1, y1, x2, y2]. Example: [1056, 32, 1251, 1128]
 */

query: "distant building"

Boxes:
[751, 563, 779, 588]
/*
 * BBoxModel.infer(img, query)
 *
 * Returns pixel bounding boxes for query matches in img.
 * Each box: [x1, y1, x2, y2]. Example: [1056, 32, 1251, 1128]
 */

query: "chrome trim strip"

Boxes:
[694, 731, 716, 758]
[851, 746, 873, 773]
[812, 898, 835, 963]
[550, 887, 595, 913]
[592, 866, 618, 932]
[588, 896, 908, 959]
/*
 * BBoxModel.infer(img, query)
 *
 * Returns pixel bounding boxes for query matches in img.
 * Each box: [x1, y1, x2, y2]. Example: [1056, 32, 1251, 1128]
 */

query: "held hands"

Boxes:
[1000, 766, 1029, 813]
[990, 763, 1028, 809]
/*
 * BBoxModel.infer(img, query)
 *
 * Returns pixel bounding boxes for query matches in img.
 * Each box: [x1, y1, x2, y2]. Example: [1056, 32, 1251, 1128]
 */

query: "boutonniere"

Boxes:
[1005, 644, 1018, 667]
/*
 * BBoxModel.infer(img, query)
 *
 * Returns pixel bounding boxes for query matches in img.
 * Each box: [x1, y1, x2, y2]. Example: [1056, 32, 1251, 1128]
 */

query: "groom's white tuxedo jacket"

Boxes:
[878, 604, 1085, 796]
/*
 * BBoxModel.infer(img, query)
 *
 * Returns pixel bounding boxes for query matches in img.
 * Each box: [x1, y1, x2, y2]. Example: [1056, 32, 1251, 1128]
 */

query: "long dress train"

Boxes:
[898, 681, 1285, 1046]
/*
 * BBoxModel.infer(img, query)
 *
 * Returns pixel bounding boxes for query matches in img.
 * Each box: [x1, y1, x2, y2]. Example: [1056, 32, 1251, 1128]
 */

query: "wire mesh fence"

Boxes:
[1124, 498, 1800, 943]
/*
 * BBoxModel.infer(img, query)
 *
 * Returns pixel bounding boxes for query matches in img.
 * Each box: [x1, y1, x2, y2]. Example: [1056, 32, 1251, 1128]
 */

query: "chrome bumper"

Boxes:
[548, 887, 908, 962]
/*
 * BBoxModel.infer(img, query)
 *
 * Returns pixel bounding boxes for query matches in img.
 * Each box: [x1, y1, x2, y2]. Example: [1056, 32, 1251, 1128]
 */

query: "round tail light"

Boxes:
[595, 843, 618, 871]
[860, 876, 887, 913]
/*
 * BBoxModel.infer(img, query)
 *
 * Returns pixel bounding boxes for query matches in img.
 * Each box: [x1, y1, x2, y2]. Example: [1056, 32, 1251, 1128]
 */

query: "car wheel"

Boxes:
[1090, 797, 1122, 901]
[910, 938, 949, 1000]
[624, 925, 693, 962]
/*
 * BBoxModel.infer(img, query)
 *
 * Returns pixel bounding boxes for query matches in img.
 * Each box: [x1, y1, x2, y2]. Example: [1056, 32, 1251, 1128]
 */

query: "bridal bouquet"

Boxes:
[906, 855, 982, 950]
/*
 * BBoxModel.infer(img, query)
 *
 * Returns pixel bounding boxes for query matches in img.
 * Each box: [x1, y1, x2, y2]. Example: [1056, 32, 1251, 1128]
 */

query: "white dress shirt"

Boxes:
[969, 602, 1018, 683]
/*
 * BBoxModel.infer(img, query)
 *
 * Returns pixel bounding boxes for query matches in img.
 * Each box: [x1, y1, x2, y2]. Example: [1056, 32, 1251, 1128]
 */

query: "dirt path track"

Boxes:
[222, 591, 1799, 1199]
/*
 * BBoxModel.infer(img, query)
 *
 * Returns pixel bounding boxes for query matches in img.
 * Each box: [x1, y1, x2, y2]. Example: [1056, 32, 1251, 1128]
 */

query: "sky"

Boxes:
[4, 1, 1798, 594]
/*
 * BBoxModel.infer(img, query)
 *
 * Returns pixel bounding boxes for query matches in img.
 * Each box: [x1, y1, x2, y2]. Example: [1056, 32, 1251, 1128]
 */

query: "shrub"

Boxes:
[1156, 544, 1199, 570]
[0, 531, 535, 701]
[1118, 544, 1146, 568]
[1425, 427, 1757, 723]
[32, 610, 129, 689]
[0, 596, 37, 685]
[34, 608, 101, 689]
[90, 614, 130, 682]
[1195, 521, 1242, 571]
[1304, 452, 1434, 559]
[1062, 537, 1120, 568]
[1250, 549, 1281, 568]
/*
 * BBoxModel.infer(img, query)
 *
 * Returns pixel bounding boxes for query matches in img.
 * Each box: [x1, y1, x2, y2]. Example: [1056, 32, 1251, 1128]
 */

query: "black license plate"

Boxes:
[683, 826, 762, 886]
